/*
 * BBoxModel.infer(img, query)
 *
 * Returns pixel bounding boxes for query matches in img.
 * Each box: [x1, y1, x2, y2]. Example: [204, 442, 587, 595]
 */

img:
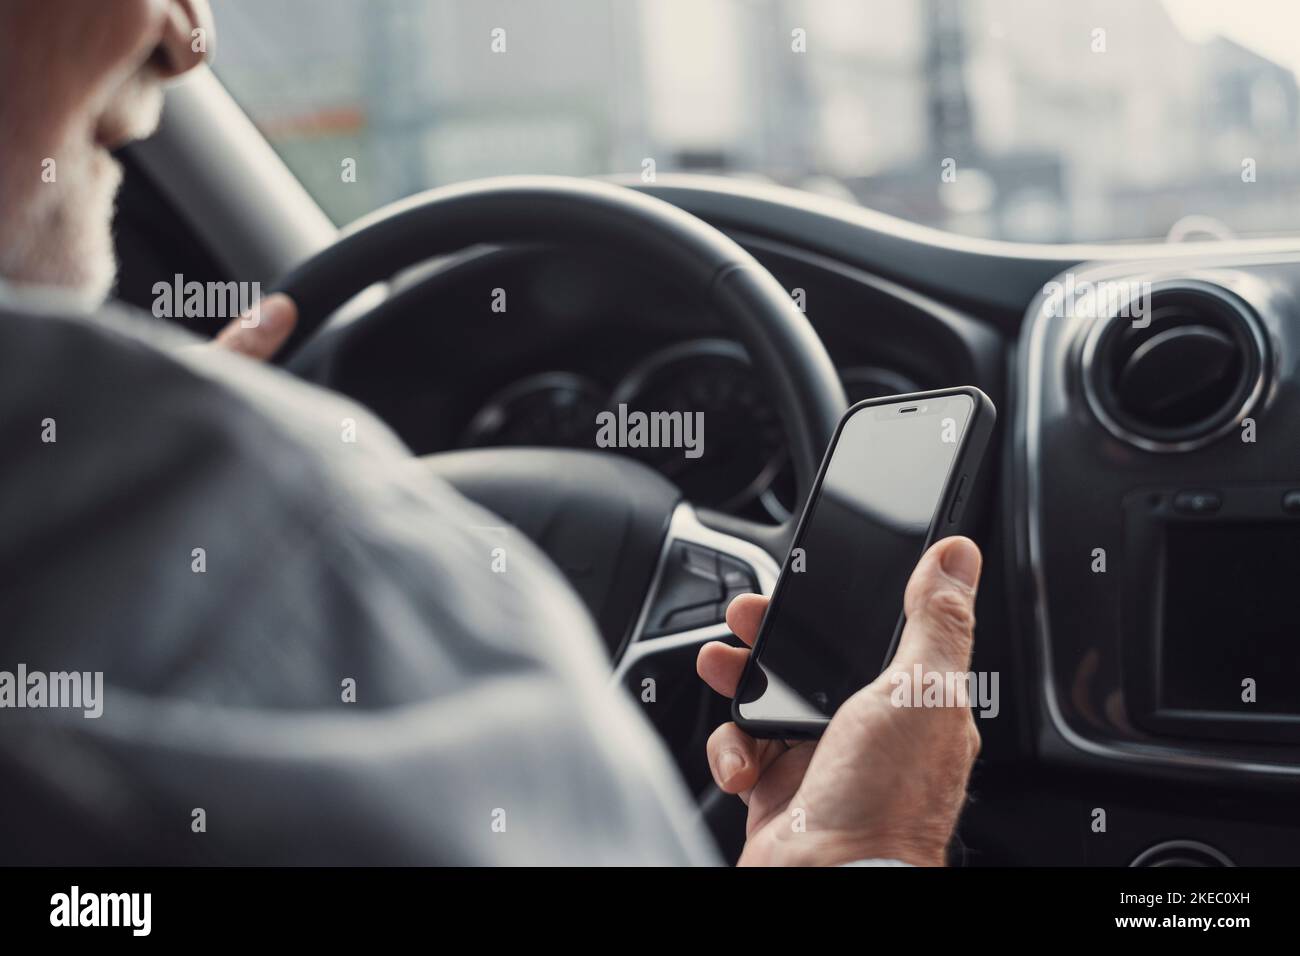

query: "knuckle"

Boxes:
[707, 721, 746, 763]
[924, 586, 975, 642]
[705, 723, 728, 758]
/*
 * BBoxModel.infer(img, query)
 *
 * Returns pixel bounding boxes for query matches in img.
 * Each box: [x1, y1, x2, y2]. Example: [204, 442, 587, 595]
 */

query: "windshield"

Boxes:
[212, 0, 1300, 244]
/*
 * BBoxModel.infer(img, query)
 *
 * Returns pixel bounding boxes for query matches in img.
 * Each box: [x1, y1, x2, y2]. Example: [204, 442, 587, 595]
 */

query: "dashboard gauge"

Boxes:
[611, 339, 786, 514]
[839, 365, 921, 404]
[462, 372, 607, 448]
[458, 351, 921, 525]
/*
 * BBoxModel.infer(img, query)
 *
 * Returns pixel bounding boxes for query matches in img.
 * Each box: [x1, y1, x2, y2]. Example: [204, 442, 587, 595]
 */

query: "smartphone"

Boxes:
[733, 386, 995, 739]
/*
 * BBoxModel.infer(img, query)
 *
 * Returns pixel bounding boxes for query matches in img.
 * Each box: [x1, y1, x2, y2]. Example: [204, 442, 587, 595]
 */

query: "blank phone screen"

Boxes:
[737, 394, 973, 723]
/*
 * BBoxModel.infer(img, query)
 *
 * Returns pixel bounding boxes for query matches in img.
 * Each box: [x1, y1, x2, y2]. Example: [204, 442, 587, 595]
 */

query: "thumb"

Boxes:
[888, 536, 982, 676]
[213, 293, 297, 361]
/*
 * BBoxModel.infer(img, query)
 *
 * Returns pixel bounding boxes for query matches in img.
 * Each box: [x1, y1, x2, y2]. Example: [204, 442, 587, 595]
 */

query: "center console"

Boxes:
[1014, 254, 1300, 776]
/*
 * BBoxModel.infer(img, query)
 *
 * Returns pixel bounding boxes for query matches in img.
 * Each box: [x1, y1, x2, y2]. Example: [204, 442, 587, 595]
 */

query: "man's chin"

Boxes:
[0, 146, 122, 308]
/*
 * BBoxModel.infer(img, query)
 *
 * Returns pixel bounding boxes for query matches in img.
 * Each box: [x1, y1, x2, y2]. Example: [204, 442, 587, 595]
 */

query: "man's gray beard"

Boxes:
[0, 139, 121, 310]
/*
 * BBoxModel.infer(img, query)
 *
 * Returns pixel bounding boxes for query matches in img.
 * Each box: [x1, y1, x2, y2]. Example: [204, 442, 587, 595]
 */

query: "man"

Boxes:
[0, 0, 982, 866]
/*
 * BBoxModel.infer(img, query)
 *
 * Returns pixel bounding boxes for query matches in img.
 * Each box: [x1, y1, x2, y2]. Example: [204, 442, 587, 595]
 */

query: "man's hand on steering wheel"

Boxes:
[696, 535, 984, 867]
[212, 292, 299, 361]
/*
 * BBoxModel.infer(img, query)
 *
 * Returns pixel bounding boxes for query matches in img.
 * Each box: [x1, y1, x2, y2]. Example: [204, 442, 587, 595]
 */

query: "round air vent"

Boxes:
[1130, 840, 1234, 867]
[1081, 281, 1267, 452]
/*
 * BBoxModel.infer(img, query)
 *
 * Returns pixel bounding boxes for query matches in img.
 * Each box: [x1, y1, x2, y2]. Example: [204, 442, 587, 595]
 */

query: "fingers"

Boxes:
[890, 536, 982, 675]
[212, 293, 297, 361]
[697, 640, 749, 698]
[701, 593, 784, 797]
[697, 592, 769, 697]
[724, 592, 768, 647]
[705, 721, 776, 797]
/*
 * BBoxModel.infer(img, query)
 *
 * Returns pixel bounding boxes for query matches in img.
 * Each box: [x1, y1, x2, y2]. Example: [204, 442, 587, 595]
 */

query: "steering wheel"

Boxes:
[272, 175, 845, 681]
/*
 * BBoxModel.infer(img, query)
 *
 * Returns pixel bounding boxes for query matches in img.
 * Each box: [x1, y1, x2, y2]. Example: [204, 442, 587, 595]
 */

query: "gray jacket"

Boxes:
[0, 287, 717, 865]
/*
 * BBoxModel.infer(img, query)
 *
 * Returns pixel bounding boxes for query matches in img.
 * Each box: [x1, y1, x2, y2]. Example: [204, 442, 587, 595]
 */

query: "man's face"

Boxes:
[0, 0, 212, 304]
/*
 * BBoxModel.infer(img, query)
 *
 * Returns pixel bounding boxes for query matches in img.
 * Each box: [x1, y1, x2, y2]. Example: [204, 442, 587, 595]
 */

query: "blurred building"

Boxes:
[213, 0, 1300, 242]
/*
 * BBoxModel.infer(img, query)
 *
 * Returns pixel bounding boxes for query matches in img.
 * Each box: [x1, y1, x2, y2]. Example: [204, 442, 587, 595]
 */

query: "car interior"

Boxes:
[110, 53, 1300, 868]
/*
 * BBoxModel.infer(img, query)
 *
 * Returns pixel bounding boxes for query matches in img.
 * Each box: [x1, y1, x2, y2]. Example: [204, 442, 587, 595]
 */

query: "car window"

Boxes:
[212, 0, 1300, 243]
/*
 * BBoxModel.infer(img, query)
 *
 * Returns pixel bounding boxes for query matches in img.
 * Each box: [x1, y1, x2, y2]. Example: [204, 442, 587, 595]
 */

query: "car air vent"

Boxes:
[1081, 281, 1266, 452]
[1130, 840, 1234, 867]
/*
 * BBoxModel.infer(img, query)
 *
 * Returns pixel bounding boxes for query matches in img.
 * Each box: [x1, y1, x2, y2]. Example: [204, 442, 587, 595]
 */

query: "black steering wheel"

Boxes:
[272, 176, 845, 672]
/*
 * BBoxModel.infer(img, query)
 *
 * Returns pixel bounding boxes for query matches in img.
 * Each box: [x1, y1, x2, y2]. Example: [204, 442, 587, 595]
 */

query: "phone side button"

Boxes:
[947, 474, 968, 524]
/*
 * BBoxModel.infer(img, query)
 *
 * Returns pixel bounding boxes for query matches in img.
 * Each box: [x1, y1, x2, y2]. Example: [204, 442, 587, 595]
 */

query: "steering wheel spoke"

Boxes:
[612, 502, 780, 681]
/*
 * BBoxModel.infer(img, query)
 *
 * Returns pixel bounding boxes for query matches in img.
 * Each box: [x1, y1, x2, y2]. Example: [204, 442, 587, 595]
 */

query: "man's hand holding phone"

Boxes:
[696, 535, 984, 867]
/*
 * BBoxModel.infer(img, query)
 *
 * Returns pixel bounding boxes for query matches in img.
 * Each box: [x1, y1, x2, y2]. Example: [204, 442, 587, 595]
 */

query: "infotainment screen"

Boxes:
[1159, 521, 1300, 717]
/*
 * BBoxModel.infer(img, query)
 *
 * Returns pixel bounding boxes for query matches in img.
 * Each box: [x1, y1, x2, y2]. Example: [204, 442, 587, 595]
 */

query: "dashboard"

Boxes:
[324, 237, 1004, 526]
[459, 338, 918, 522]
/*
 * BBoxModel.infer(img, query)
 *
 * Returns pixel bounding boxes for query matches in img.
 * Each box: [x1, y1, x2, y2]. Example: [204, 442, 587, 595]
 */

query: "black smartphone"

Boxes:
[733, 386, 995, 739]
